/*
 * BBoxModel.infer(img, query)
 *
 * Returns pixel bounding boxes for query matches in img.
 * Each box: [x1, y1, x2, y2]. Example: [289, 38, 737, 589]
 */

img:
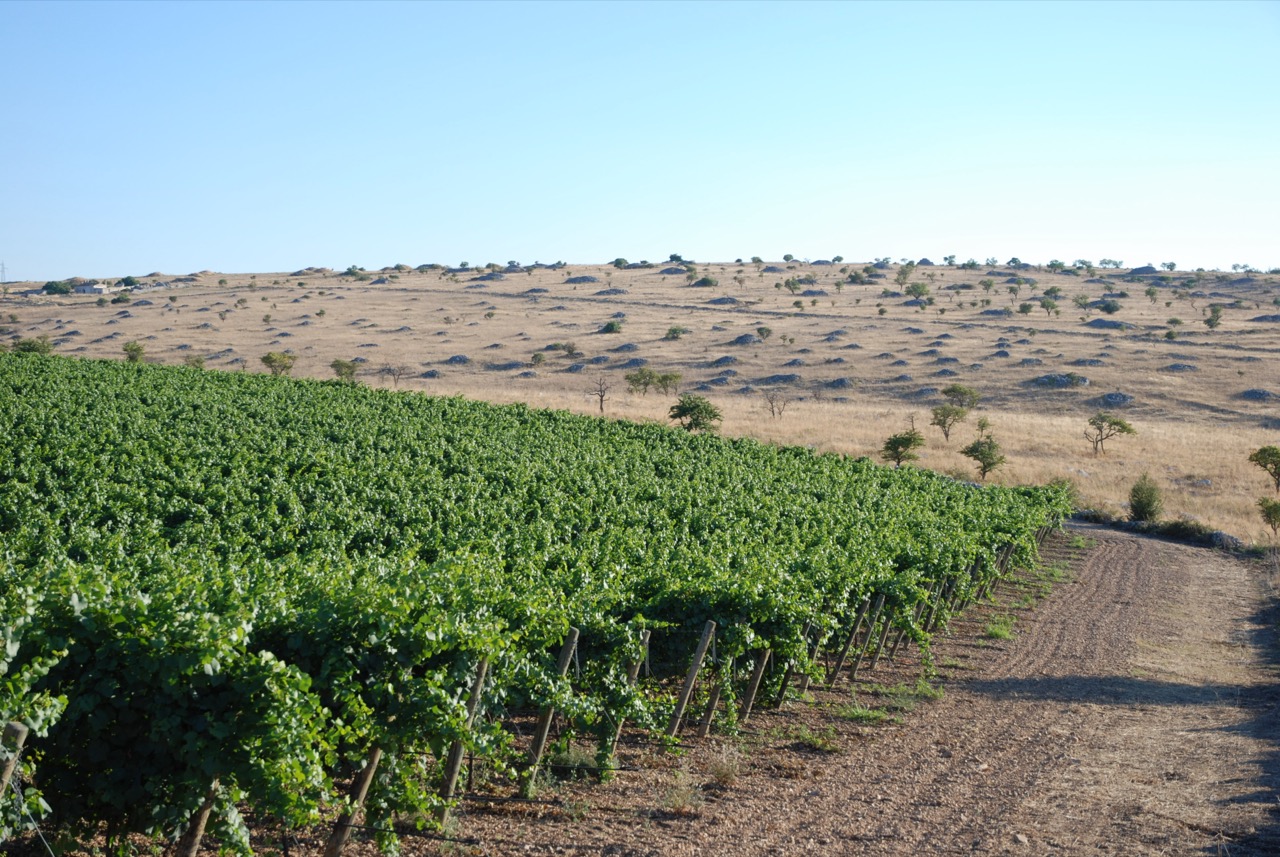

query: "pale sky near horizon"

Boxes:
[2, 0, 1277, 283]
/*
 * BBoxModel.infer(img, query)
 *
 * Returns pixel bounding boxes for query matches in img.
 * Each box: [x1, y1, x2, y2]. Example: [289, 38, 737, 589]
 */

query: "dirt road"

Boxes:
[441, 525, 1280, 856]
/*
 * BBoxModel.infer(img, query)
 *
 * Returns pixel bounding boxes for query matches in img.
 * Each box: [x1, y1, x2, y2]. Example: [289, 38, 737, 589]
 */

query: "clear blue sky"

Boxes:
[3, 0, 1277, 282]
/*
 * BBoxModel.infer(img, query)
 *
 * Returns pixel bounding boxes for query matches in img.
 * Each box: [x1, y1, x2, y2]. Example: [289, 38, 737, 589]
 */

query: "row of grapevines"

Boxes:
[0, 353, 1070, 851]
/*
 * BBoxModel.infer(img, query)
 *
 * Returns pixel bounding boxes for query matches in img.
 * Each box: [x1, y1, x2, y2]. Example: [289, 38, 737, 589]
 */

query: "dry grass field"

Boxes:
[6, 258, 1279, 541]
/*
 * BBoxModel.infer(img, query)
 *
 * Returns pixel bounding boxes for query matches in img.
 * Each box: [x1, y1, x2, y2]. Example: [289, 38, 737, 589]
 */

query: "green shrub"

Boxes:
[1129, 473, 1163, 522]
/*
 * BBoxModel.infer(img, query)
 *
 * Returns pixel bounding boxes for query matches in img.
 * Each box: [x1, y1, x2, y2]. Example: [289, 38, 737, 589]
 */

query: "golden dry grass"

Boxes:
[6, 259, 1279, 541]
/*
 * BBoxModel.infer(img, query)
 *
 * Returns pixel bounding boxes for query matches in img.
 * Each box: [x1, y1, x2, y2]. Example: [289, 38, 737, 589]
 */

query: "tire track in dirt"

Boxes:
[641, 525, 1280, 856]
[422, 525, 1278, 856]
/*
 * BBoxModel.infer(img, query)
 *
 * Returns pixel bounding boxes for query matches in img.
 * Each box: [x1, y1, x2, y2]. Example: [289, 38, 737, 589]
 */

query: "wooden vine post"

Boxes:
[323, 747, 384, 857]
[665, 620, 715, 738]
[867, 607, 896, 671]
[737, 649, 771, 723]
[609, 629, 651, 755]
[847, 592, 886, 683]
[826, 598, 871, 687]
[525, 628, 580, 783]
[694, 680, 722, 739]
[1, 721, 30, 798]
[437, 656, 490, 822]
[773, 620, 811, 707]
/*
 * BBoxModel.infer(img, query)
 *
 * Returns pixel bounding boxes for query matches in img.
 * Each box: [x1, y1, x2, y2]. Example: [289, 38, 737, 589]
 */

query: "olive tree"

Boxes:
[961, 435, 1005, 481]
[1083, 412, 1135, 455]
[260, 351, 297, 376]
[330, 359, 358, 382]
[942, 384, 980, 409]
[1259, 497, 1280, 538]
[881, 429, 925, 468]
[1249, 446, 1280, 493]
[929, 404, 968, 442]
[669, 394, 722, 432]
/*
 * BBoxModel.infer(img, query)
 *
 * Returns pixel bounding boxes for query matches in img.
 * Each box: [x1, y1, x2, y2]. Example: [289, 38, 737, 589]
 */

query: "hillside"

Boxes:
[5, 259, 1279, 537]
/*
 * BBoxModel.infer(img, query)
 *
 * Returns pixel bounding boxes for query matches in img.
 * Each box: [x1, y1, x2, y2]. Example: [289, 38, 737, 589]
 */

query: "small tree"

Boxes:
[600, 320, 624, 333]
[260, 351, 297, 376]
[1204, 306, 1223, 330]
[1040, 297, 1058, 317]
[664, 326, 689, 341]
[183, 354, 205, 369]
[961, 435, 1005, 481]
[929, 404, 968, 442]
[379, 363, 410, 387]
[625, 367, 657, 395]
[669, 394, 722, 432]
[756, 326, 773, 341]
[1084, 412, 1135, 455]
[1248, 446, 1280, 493]
[13, 336, 53, 355]
[655, 372, 681, 395]
[589, 376, 610, 413]
[122, 341, 144, 363]
[1258, 497, 1280, 538]
[881, 429, 925, 468]
[763, 389, 790, 419]
[1129, 473, 1163, 522]
[942, 384, 980, 409]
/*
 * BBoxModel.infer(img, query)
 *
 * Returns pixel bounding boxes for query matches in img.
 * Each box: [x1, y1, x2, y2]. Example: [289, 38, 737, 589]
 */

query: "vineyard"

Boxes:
[0, 353, 1071, 854]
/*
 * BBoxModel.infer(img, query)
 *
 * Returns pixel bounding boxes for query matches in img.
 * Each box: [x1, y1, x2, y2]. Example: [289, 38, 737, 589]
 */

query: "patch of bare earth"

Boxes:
[403, 526, 1279, 856]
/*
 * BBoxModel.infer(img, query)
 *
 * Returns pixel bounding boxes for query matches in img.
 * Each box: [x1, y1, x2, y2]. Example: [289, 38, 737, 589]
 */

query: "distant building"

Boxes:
[74, 282, 119, 295]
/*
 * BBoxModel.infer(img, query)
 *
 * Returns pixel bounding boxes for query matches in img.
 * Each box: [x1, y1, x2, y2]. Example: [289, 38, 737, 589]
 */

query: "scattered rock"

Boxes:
[757, 373, 801, 385]
[1101, 391, 1133, 407]
[444, 354, 471, 365]
[1128, 265, 1159, 275]
[1032, 373, 1089, 389]
[1211, 531, 1244, 551]
[594, 288, 628, 296]
[564, 276, 599, 284]
[1248, 314, 1280, 323]
[710, 355, 737, 367]
[1161, 363, 1199, 372]
[611, 343, 638, 353]
[616, 357, 648, 369]
[1240, 389, 1276, 401]
[1084, 318, 1135, 330]
[728, 333, 763, 346]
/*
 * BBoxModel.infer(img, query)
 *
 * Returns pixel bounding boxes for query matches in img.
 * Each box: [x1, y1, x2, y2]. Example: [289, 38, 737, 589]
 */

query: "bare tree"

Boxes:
[762, 389, 791, 419]
[589, 375, 611, 413]
[379, 363, 411, 387]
